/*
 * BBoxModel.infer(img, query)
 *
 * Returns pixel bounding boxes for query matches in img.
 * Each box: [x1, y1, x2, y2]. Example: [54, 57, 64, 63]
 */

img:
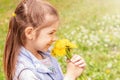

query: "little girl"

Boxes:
[3, 0, 86, 80]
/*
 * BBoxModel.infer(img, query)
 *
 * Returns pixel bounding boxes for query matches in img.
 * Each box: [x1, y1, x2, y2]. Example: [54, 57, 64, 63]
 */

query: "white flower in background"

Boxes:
[104, 35, 110, 42]
[113, 32, 119, 38]
[98, 29, 103, 34]
[76, 27, 80, 31]
[88, 77, 92, 80]
[89, 34, 99, 44]
[78, 38, 81, 42]
[107, 62, 112, 68]
[104, 44, 108, 47]
[83, 35, 88, 39]
[103, 15, 109, 20]
[66, 25, 70, 29]
[97, 22, 101, 26]
[113, 59, 118, 63]
[80, 26, 88, 33]
[71, 30, 76, 35]
[86, 40, 93, 46]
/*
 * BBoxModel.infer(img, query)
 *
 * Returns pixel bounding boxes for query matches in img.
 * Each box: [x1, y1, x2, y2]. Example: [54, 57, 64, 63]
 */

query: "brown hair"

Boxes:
[3, 0, 59, 80]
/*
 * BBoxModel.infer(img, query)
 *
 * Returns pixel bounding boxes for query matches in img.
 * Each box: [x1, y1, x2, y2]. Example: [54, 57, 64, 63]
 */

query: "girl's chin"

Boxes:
[41, 45, 51, 53]
[42, 48, 49, 52]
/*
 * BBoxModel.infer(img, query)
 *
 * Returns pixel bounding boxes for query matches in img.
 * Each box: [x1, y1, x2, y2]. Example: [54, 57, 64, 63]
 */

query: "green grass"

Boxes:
[0, 0, 120, 80]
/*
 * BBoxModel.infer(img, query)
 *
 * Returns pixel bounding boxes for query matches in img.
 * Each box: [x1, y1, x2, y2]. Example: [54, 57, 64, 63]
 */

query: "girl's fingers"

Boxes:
[71, 54, 78, 61]
[71, 55, 82, 63]
[70, 55, 86, 68]
[74, 59, 84, 66]
[78, 63, 86, 68]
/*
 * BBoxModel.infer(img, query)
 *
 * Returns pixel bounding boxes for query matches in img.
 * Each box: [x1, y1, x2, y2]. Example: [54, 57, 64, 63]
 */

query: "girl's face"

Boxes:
[33, 22, 58, 52]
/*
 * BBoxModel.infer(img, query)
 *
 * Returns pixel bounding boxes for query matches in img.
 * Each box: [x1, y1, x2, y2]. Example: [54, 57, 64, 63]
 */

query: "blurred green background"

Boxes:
[0, 0, 120, 80]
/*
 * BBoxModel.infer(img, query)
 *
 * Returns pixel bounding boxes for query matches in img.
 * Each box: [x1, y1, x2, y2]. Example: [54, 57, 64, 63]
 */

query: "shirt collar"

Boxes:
[20, 47, 53, 73]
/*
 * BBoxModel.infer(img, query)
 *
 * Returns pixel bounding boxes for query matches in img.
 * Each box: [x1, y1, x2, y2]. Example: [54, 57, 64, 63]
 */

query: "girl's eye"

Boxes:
[49, 32, 54, 35]
[49, 32, 53, 34]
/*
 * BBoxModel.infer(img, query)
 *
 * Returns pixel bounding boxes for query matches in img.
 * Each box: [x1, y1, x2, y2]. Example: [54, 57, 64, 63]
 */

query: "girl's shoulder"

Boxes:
[18, 69, 39, 80]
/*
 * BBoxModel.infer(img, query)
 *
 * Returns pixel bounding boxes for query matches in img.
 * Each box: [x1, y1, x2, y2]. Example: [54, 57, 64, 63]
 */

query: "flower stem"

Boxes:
[66, 47, 72, 60]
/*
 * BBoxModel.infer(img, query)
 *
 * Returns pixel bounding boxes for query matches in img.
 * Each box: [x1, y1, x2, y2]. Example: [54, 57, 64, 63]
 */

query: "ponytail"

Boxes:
[4, 16, 21, 80]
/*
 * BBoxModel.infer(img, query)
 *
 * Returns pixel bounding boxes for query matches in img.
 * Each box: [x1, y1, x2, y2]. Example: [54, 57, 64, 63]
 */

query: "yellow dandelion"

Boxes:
[67, 42, 77, 48]
[51, 48, 66, 57]
[51, 39, 77, 59]
[105, 69, 111, 74]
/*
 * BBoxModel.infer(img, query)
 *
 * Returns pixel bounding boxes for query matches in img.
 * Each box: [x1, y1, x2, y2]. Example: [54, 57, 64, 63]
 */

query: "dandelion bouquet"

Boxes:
[51, 39, 77, 59]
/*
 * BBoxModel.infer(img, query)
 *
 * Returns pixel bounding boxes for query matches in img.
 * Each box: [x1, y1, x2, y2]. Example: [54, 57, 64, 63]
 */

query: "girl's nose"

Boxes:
[52, 36, 58, 42]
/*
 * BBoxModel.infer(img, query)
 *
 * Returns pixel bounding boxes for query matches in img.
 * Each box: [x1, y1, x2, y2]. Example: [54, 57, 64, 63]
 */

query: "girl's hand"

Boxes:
[64, 55, 86, 80]
[71, 55, 86, 68]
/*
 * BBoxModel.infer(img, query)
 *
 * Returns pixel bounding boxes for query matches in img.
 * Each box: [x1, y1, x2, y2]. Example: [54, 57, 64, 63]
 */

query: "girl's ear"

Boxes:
[25, 27, 35, 40]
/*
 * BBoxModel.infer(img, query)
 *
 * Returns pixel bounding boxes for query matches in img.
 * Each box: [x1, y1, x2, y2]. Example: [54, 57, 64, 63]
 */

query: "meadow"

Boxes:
[0, 0, 120, 80]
